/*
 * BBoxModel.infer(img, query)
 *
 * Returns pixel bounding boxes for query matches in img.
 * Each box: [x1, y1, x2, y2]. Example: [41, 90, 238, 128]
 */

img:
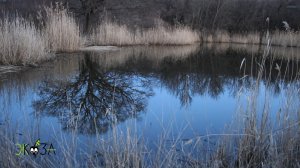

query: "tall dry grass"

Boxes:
[204, 30, 300, 47]
[44, 4, 81, 52]
[93, 25, 300, 48]
[204, 31, 261, 45]
[0, 4, 82, 65]
[208, 30, 300, 167]
[91, 22, 200, 46]
[0, 17, 50, 65]
[271, 30, 300, 47]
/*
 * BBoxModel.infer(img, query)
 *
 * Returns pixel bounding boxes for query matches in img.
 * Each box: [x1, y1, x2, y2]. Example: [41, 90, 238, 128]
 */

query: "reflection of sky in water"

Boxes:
[0, 79, 291, 152]
[0, 44, 299, 155]
[131, 82, 286, 142]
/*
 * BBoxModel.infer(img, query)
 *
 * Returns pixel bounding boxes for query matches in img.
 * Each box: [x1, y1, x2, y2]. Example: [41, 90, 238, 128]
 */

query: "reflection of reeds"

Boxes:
[0, 45, 200, 116]
[85, 45, 200, 69]
[204, 43, 300, 60]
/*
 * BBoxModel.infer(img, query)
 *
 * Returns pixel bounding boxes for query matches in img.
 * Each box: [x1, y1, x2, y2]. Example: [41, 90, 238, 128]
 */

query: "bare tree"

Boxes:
[79, 0, 104, 32]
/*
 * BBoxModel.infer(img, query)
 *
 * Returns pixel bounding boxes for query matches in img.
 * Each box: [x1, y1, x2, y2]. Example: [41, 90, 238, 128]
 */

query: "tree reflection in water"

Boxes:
[33, 54, 153, 134]
[32, 45, 300, 134]
[114, 47, 300, 107]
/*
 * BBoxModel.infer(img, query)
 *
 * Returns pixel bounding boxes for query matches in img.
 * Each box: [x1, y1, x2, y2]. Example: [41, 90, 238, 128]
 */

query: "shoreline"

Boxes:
[1, 40, 300, 69]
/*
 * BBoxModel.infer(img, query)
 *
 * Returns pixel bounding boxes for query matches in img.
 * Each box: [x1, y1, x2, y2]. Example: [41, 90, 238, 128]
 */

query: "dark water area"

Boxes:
[1, 44, 300, 160]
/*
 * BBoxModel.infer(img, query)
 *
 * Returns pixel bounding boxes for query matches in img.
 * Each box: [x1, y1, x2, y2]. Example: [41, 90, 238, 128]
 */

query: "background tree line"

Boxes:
[1, 0, 300, 32]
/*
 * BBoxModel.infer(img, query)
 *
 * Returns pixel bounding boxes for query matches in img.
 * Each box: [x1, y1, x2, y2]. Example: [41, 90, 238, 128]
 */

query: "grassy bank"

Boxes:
[203, 30, 300, 47]
[0, 17, 49, 65]
[44, 5, 81, 52]
[91, 22, 200, 46]
[2, 3, 300, 66]
[0, 12, 199, 65]
[0, 5, 81, 66]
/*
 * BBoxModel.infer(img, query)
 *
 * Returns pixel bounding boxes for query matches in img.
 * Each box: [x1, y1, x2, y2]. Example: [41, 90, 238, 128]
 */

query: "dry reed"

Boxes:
[271, 30, 300, 47]
[0, 17, 50, 65]
[44, 4, 81, 52]
[0, 4, 82, 65]
[204, 30, 300, 47]
[91, 22, 200, 46]
[204, 31, 261, 44]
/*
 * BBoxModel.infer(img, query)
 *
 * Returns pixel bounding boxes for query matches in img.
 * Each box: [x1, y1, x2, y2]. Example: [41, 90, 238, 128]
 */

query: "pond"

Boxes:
[1, 44, 300, 165]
